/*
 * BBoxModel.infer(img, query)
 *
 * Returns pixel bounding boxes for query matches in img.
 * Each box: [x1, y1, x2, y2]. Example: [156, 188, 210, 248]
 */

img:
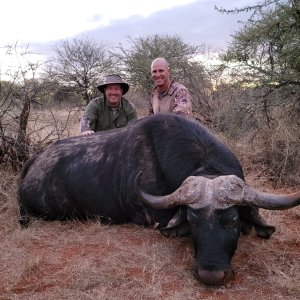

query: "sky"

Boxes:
[0, 0, 254, 64]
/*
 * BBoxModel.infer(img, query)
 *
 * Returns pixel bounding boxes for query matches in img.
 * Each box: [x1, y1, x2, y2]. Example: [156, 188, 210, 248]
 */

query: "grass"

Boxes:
[0, 135, 299, 299]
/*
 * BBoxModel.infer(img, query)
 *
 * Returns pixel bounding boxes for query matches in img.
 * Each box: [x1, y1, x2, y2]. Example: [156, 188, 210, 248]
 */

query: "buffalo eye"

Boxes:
[187, 210, 199, 223]
[186, 209, 204, 226]
[221, 213, 239, 229]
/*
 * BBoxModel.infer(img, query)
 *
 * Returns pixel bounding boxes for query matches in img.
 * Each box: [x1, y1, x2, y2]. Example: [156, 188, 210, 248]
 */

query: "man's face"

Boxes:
[151, 60, 170, 91]
[105, 84, 123, 107]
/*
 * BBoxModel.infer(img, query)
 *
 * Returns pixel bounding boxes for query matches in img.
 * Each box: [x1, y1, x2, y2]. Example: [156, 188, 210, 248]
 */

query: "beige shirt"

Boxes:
[149, 80, 192, 118]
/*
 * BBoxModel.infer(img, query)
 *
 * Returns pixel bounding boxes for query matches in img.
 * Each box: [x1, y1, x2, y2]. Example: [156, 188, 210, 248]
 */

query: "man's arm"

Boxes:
[80, 99, 99, 135]
[173, 86, 192, 118]
[80, 117, 95, 135]
[148, 93, 154, 115]
[149, 106, 154, 115]
[127, 102, 138, 122]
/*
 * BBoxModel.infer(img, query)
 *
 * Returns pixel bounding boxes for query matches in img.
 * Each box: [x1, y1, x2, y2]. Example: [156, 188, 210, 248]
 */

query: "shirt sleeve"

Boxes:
[148, 92, 154, 115]
[173, 87, 192, 118]
[149, 101, 154, 115]
[80, 116, 91, 133]
[127, 103, 138, 122]
[81, 99, 99, 131]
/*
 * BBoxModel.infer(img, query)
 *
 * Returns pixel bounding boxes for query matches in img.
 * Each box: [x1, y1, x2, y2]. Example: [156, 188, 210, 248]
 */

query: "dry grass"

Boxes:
[1, 111, 300, 300]
[222, 119, 300, 188]
[0, 167, 299, 300]
[28, 107, 82, 142]
[1, 95, 298, 298]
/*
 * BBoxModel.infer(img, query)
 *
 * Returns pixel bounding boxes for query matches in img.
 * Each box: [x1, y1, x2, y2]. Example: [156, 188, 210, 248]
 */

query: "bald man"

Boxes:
[149, 57, 192, 118]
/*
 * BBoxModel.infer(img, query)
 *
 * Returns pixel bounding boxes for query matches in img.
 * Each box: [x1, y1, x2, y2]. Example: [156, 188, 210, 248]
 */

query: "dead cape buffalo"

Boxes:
[18, 113, 300, 286]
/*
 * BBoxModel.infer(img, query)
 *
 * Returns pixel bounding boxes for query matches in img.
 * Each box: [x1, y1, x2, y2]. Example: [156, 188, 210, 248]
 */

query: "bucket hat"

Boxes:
[97, 74, 129, 95]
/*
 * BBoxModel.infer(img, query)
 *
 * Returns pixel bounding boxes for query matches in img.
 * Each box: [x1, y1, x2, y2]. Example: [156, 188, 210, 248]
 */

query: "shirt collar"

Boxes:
[153, 79, 173, 95]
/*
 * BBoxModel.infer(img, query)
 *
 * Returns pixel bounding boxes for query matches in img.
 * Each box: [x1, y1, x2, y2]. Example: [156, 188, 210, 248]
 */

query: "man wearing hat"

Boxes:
[80, 74, 137, 135]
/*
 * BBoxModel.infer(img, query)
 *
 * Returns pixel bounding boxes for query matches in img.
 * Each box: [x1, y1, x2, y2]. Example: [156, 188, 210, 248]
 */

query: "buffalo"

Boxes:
[18, 113, 300, 286]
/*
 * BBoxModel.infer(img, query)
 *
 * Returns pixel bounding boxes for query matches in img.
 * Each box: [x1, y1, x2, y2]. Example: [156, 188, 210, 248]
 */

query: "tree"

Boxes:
[0, 44, 79, 171]
[217, 0, 300, 105]
[48, 38, 115, 105]
[115, 34, 213, 123]
[0, 43, 43, 170]
[215, 0, 300, 185]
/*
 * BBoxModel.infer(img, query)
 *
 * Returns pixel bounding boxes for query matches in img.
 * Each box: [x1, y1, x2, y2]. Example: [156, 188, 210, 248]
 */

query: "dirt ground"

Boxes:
[0, 169, 299, 300]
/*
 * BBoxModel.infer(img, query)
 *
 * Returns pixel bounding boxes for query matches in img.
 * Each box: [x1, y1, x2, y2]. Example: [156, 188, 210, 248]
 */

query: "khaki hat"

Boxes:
[97, 74, 129, 95]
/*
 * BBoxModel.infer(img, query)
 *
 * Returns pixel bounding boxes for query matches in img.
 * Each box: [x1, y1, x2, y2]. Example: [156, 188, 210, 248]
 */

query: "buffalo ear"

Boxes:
[240, 221, 253, 236]
[159, 208, 191, 238]
[159, 222, 190, 238]
[19, 205, 31, 228]
[254, 224, 276, 239]
[239, 206, 276, 239]
[190, 167, 217, 178]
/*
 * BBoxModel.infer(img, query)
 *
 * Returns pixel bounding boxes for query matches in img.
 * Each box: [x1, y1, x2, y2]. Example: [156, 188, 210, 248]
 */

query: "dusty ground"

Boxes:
[0, 168, 299, 300]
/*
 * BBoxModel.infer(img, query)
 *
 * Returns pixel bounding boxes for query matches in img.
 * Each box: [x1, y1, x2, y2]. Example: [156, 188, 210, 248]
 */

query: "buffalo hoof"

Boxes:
[195, 268, 234, 286]
[19, 215, 31, 228]
[255, 225, 276, 239]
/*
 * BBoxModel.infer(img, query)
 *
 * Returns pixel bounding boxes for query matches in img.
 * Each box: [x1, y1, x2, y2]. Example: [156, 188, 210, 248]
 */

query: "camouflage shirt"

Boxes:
[80, 96, 137, 132]
[149, 80, 192, 118]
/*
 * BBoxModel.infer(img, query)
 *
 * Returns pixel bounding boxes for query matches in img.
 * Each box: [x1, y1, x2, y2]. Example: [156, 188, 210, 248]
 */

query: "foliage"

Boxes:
[115, 34, 214, 123]
[47, 37, 116, 105]
[0, 44, 79, 171]
[0, 43, 42, 170]
[215, 0, 300, 185]
[1, 28, 299, 184]
[115, 34, 200, 90]
[217, 0, 300, 95]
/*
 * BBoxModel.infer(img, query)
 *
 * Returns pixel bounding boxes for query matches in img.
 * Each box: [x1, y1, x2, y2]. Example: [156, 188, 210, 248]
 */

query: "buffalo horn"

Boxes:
[136, 173, 300, 210]
[217, 176, 300, 209]
[135, 174, 212, 209]
[241, 188, 300, 210]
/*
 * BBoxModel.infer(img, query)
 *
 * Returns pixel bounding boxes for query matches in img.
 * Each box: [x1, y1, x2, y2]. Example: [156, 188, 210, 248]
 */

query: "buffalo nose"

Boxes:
[196, 269, 232, 286]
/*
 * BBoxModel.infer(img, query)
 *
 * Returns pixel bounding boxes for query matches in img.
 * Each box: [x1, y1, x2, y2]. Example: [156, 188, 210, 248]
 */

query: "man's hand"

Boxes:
[81, 130, 95, 135]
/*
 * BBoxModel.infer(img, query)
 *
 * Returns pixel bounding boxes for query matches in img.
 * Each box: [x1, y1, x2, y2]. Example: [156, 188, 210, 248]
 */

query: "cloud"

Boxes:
[76, 0, 251, 50]
[0, 0, 198, 44]
[1, 0, 253, 60]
